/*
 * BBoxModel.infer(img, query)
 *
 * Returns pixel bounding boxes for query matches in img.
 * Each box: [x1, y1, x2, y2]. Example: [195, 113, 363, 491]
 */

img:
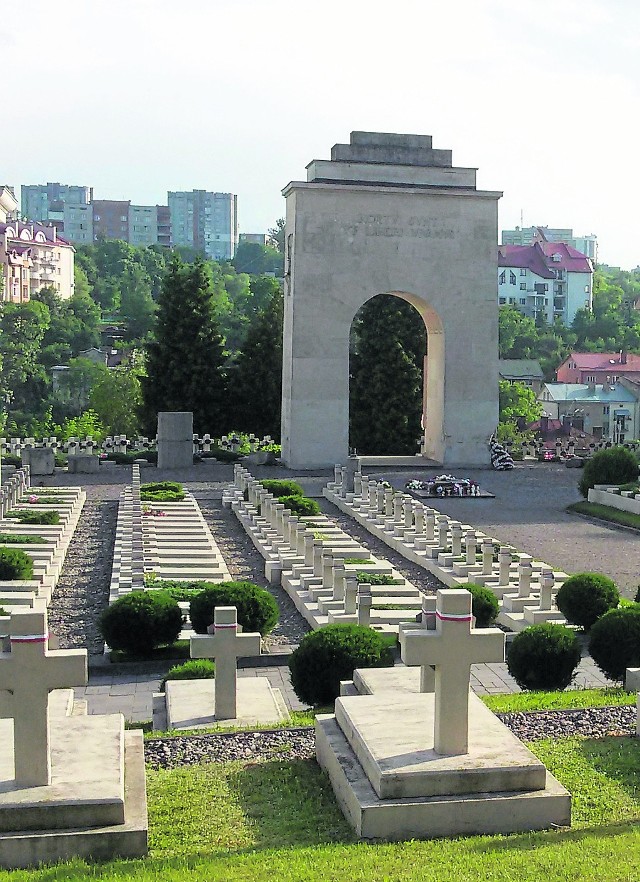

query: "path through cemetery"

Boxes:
[36, 461, 630, 724]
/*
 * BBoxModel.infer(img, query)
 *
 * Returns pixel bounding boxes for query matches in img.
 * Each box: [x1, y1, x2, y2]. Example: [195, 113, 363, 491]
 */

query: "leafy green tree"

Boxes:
[141, 256, 228, 434]
[350, 295, 425, 455]
[0, 301, 51, 424]
[89, 368, 142, 436]
[119, 264, 156, 340]
[267, 218, 286, 253]
[232, 241, 283, 276]
[54, 357, 108, 415]
[499, 380, 542, 425]
[229, 285, 283, 438]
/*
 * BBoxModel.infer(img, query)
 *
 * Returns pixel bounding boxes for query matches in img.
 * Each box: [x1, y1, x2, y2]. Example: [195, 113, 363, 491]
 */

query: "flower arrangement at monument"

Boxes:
[405, 475, 481, 497]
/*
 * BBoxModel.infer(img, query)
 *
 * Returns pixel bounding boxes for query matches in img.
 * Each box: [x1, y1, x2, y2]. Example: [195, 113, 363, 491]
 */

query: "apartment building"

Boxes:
[168, 190, 238, 260]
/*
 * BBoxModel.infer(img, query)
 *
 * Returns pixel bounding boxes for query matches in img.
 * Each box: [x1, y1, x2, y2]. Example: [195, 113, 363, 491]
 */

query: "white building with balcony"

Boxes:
[498, 241, 593, 326]
[0, 220, 74, 302]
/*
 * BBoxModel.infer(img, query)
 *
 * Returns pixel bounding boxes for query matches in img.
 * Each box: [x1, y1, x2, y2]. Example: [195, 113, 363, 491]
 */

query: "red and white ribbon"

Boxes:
[11, 632, 49, 644]
[436, 611, 473, 623]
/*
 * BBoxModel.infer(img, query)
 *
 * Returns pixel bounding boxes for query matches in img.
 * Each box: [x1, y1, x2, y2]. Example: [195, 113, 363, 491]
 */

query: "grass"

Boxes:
[0, 533, 47, 544]
[568, 501, 640, 531]
[482, 687, 636, 713]
[4, 736, 640, 881]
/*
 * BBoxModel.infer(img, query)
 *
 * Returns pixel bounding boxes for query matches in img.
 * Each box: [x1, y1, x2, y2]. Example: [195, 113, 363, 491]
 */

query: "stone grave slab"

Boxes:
[164, 678, 288, 729]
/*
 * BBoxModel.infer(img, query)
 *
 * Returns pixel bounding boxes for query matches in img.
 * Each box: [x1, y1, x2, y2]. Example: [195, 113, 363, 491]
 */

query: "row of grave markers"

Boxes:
[1, 433, 276, 456]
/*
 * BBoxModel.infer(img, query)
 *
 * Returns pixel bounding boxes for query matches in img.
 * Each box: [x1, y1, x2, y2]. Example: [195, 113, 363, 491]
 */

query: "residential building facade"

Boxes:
[538, 381, 640, 443]
[498, 241, 593, 326]
[21, 183, 92, 225]
[168, 190, 238, 260]
[556, 351, 640, 384]
[239, 232, 267, 246]
[498, 359, 545, 394]
[0, 220, 74, 302]
[501, 225, 598, 261]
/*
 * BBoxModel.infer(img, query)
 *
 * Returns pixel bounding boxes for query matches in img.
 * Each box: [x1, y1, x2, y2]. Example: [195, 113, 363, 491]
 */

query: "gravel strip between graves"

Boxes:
[48, 500, 116, 655]
[144, 706, 637, 769]
[316, 497, 445, 596]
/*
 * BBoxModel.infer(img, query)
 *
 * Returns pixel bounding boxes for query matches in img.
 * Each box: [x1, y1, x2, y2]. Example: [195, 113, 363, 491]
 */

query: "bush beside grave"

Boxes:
[0, 607, 7, 616]
[0, 533, 46, 544]
[258, 479, 304, 498]
[140, 481, 185, 502]
[588, 607, 640, 681]
[555, 573, 620, 631]
[355, 572, 403, 586]
[99, 591, 183, 656]
[278, 495, 321, 516]
[507, 623, 582, 691]
[288, 624, 395, 706]
[189, 581, 279, 636]
[4, 510, 60, 525]
[0, 454, 21, 467]
[0, 548, 35, 580]
[161, 659, 216, 690]
[578, 446, 639, 497]
[457, 584, 500, 628]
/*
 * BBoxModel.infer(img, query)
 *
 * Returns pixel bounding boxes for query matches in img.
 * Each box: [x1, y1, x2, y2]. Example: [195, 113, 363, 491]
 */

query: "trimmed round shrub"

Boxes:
[99, 590, 183, 655]
[579, 446, 639, 497]
[140, 480, 185, 502]
[259, 479, 304, 498]
[5, 510, 60, 525]
[288, 624, 394, 706]
[189, 581, 279, 636]
[589, 607, 640, 681]
[0, 548, 34, 580]
[161, 659, 215, 690]
[458, 584, 500, 628]
[0, 607, 8, 616]
[140, 481, 183, 493]
[555, 573, 619, 631]
[278, 495, 320, 516]
[507, 623, 582, 690]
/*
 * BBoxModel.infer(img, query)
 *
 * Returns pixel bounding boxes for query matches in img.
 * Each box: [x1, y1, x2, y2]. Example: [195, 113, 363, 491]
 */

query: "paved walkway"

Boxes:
[76, 657, 615, 724]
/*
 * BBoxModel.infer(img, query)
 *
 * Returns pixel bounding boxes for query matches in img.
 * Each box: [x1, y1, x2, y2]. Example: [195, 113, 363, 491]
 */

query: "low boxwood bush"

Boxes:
[457, 584, 500, 627]
[289, 624, 394, 706]
[278, 495, 320, 516]
[20, 495, 60, 505]
[4, 510, 60, 525]
[207, 446, 240, 463]
[161, 659, 216, 690]
[589, 607, 640, 681]
[0, 533, 46, 544]
[0, 607, 8, 616]
[578, 446, 639, 497]
[189, 581, 279, 636]
[141, 481, 183, 493]
[507, 623, 582, 691]
[0, 548, 34, 580]
[259, 479, 304, 498]
[140, 480, 185, 502]
[555, 573, 619, 631]
[146, 578, 210, 602]
[355, 572, 403, 586]
[99, 591, 183, 655]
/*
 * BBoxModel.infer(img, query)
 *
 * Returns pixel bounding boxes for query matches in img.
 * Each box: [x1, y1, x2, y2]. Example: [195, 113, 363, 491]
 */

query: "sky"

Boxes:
[3, 0, 640, 268]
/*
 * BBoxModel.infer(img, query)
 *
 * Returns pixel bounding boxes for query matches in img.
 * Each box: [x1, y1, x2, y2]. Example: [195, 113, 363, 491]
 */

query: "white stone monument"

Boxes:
[316, 589, 571, 840]
[0, 609, 148, 868]
[161, 606, 289, 729]
[281, 131, 500, 468]
[157, 411, 193, 470]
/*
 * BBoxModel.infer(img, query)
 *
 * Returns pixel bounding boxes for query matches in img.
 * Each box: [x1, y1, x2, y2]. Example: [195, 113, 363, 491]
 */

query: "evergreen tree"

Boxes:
[349, 295, 425, 455]
[229, 285, 283, 439]
[141, 256, 228, 435]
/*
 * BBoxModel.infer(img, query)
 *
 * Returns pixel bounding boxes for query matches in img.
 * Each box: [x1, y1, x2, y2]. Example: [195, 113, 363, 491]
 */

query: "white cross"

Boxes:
[0, 609, 87, 786]
[399, 589, 504, 756]
[190, 606, 261, 720]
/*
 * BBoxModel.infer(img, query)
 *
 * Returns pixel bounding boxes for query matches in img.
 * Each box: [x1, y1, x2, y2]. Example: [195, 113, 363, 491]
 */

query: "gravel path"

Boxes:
[144, 705, 637, 769]
[48, 500, 116, 655]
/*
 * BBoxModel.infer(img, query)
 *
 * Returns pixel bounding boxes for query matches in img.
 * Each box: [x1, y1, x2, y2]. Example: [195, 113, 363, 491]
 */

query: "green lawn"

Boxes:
[568, 500, 640, 531]
[2, 734, 640, 881]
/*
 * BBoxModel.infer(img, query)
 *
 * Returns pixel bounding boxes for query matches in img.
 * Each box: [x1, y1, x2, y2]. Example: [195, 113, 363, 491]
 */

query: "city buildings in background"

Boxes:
[1, 186, 75, 302]
[501, 225, 598, 261]
[498, 240, 593, 326]
[16, 182, 239, 257]
[168, 190, 238, 260]
[239, 232, 267, 246]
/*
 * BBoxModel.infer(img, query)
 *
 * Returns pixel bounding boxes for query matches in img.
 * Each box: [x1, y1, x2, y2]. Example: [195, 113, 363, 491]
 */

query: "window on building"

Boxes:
[519, 298, 526, 305]
[603, 406, 610, 415]
[510, 271, 516, 285]
[94, 215, 100, 221]
[520, 268, 526, 276]
[585, 375, 596, 382]
[499, 271, 506, 284]
[520, 283, 526, 290]
[499, 297, 507, 305]
[120, 215, 127, 222]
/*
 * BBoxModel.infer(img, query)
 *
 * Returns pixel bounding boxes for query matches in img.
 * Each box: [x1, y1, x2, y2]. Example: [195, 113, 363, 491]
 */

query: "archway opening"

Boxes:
[349, 292, 444, 458]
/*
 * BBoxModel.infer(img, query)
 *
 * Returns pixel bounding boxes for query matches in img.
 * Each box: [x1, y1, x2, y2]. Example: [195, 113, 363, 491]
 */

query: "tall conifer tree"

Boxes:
[141, 256, 228, 435]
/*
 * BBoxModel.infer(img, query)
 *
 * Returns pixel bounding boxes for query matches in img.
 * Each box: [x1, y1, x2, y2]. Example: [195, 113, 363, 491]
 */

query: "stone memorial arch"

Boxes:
[280, 132, 501, 468]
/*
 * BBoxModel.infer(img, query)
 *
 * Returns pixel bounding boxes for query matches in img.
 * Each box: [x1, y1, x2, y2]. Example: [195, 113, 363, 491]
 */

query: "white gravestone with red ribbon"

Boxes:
[0, 609, 87, 786]
[400, 589, 504, 755]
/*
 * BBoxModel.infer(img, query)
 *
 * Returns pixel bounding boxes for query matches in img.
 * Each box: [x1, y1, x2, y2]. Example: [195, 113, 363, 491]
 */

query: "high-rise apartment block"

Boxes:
[168, 190, 238, 260]
[501, 225, 598, 261]
[21, 183, 92, 226]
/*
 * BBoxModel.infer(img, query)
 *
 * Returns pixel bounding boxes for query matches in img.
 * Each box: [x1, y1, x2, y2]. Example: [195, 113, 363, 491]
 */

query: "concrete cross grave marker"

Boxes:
[0, 609, 87, 787]
[399, 589, 504, 756]
[190, 606, 261, 720]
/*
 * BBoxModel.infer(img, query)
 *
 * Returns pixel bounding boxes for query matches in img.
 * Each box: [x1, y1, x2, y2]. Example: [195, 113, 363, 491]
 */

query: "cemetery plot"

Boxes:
[324, 467, 570, 633]
[0, 480, 85, 613]
[225, 467, 423, 634]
